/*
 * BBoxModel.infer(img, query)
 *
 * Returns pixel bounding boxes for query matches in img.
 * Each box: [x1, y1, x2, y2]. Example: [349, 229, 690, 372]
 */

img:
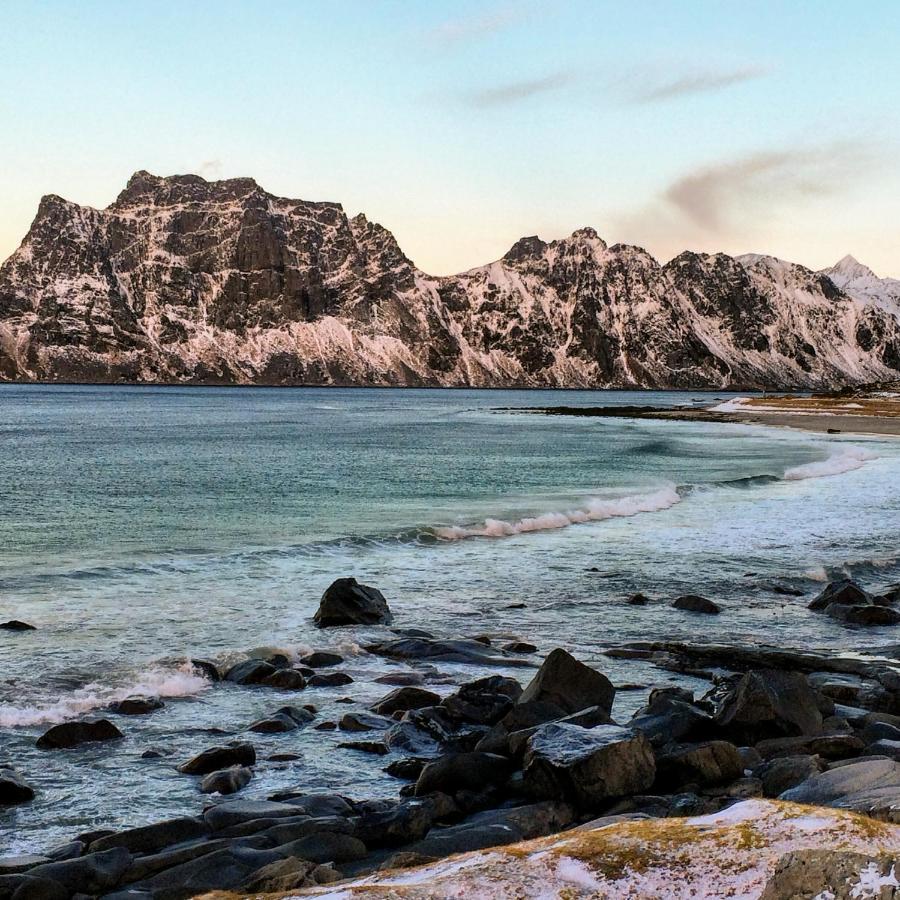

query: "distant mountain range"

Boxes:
[1, 171, 898, 388]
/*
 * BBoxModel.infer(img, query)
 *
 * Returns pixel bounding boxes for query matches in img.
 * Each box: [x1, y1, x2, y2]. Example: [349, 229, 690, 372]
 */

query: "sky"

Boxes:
[1, 0, 898, 277]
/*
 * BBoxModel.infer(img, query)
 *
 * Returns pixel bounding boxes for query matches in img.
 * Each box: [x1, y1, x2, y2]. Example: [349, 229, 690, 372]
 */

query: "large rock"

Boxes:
[200, 766, 253, 795]
[518, 648, 615, 717]
[249, 706, 314, 733]
[364, 637, 534, 667]
[671, 595, 721, 614]
[21, 848, 132, 895]
[808, 579, 871, 610]
[522, 723, 655, 807]
[0, 767, 34, 805]
[338, 711, 393, 732]
[350, 798, 436, 847]
[440, 676, 523, 725]
[414, 752, 512, 797]
[756, 755, 824, 798]
[36, 719, 123, 750]
[654, 741, 743, 790]
[827, 603, 900, 625]
[629, 694, 715, 747]
[314, 577, 392, 627]
[714, 670, 823, 743]
[177, 742, 256, 775]
[370, 686, 441, 716]
[760, 849, 899, 900]
[203, 800, 308, 831]
[223, 658, 279, 685]
[88, 818, 208, 854]
[0, 620, 36, 631]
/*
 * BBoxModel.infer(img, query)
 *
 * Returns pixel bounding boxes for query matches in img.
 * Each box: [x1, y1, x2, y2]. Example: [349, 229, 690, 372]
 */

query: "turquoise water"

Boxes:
[2, 385, 900, 852]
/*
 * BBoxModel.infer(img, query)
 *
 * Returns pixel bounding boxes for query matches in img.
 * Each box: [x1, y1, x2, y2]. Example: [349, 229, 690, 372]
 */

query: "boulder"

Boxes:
[808, 579, 871, 610]
[36, 719, 123, 750]
[240, 858, 339, 893]
[338, 711, 392, 732]
[374, 672, 425, 687]
[522, 723, 655, 807]
[307, 672, 354, 688]
[754, 733, 864, 760]
[414, 752, 513, 797]
[190, 659, 221, 682]
[827, 603, 900, 625]
[200, 765, 253, 795]
[351, 798, 436, 846]
[364, 637, 533, 667]
[22, 847, 132, 895]
[629, 694, 715, 747]
[671, 595, 721, 614]
[0, 855, 50, 875]
[440, 676, 523, 725]
[314, 577, 392, 627]
[370, 686, 441, 716]
[518, 648, 614, 717]
[108, 696, 164, 716]
[0, 767, 34, 805]
[223, 659, 278, 685]
[654, 741, 743, 790]
[203, 800, 308, 831]
[502, 641, 537, 654]
[0, 620, 36, 631]
[714, 670, 823, 743]
[273, 832, 367, 865]
[759, 849, 898, 900]
[88, 818, 207, 854]
[177, 742, 256, 775]
[261, 669, 307, 689]
[626, 593, 650, 606]
[299, 651, 344, 667]
[249, 706, 313, 733]
[756, 755, 824, 797]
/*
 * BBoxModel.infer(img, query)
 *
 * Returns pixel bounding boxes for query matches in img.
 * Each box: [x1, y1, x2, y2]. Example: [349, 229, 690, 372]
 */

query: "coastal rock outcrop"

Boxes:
[314, 577, 392, 627]
[35, 719, 123, 750]
[0, 766, 35, 805]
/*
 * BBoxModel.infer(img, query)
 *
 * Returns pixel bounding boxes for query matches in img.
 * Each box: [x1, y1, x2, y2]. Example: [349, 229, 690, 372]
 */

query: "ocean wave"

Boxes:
[0, 661, 210, 727]
[783, 446, 878, 481]
[433, 485, 682, 540]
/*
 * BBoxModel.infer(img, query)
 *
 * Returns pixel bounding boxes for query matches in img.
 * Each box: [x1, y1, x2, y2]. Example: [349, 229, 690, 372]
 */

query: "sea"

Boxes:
[2, 384, 899, 853]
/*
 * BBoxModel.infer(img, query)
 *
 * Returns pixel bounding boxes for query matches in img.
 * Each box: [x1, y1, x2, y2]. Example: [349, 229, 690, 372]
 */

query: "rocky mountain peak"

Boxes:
[825, 254, 877, 282]
[502, 235, 549, 264]
[111, 170, 262, 210]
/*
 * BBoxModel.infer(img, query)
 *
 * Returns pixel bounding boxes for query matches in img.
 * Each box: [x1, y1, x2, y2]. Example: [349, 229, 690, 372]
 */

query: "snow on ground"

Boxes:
[262, 800, 900, 900]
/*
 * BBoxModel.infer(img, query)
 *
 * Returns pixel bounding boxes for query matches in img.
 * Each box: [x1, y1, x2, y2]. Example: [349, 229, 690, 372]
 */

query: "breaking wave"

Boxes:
[783, 446, 878, 481]
[433, 485, 682, 540]
[0, 661, 210, 727]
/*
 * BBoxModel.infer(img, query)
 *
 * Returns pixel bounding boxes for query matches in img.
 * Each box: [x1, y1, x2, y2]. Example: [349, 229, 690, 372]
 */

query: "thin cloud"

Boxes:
[464, 71, 572, 108]
[198, 159, 223, 179]
[426, 5, 527, 47]
[633, 65, 769, 103]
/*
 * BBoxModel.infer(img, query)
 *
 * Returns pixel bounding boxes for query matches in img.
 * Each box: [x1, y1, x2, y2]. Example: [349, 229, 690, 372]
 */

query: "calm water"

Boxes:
[2, 385, 900, 853]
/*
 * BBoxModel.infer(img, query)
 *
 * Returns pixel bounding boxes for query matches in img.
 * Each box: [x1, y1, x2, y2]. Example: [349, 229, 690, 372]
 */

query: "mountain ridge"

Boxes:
[1, 171, 899, 388]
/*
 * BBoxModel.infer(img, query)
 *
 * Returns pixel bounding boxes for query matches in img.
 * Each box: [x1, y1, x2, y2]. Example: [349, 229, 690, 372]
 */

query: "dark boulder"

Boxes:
[249, 706, 313, 733]
[629, 694, 715, 747]
[299, 651, 344, 667]
[827, 604, 900, 625]
[370, 686, 441, 716]
[22, 847, 132, 895]
[626, 593, 650, 606]
[88, 818, 207, 855]
[440, 676, 522, 726]
[190, 659, 221, 682]
[714, 670, 823, 743]
[203, 800, 310, 831]
[0, 767, 34, 805]
[654, 741, 743, 790]
[36, 719, 123, 750]
[502, 641, 537, 654]
[522, 723, 655, 807]
[385, 757, 429, 780]
[177, 742, 256, 775]
[756, 755, 824, 797]
[0, 620, 36, 631]
[307, 672, 353, 688]
[809, 579, 871, 610]
[414, 752, 512, 797]
[338, 711, 392, 732]
[223, 659, 279, 685]
[314, 577, 392, 627]
[364, 637, 533, 667]
[518, 648, 614, 716]
[351, 797, 436, 846]
[200, 766, 253, 795]
[108, 696, 164, 716]
[271, 832, 367, 865]
[672, 595, 721, 614]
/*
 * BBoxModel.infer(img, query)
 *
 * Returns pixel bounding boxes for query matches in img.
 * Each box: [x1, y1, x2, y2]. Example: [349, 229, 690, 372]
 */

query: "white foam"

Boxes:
[434, 486, 681, 540]
[784, 446, 878, 481]
[0, 661, 210, 727]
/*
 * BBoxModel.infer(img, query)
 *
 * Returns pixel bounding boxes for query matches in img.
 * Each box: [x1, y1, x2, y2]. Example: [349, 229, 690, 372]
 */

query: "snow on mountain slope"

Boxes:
[820, 255, 900, 316]
[1, 171, 898, 388]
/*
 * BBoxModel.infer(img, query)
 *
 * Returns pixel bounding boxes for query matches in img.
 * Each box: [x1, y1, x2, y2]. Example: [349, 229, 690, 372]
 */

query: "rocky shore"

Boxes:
[5, 575, 900, 899]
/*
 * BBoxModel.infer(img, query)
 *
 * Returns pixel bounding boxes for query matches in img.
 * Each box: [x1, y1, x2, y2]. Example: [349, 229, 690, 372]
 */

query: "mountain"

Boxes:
[1, 171, 898, 388]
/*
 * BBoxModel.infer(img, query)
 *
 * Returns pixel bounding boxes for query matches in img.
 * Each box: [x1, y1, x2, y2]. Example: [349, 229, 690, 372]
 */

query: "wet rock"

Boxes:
[861, 721, 900, 744]
[808, 579, 871, 610]
[307, 671, 354, 688]
[203, 800, 307, 831]
[370, 686, 442, 716]
[338, 740, 389, 755]
[249, 706, 314, 733]
[364, 637, 533, 667]
[141, 747, 173, 759]
[190, 659, 220, 682]
[672, 595, 721, 614]
[0, 620, 36, 631]
[36, 719, 123, 750]
[314, 577, 392, 627]
[299, 651, 344, 667]
[502, 641, 537, 654]
[866, 739, 900, 761]
[177, 742, 255, 775]
[414, 752, 512, 797]
[261, 668, 307, 689]
[273, 832, 367, 865]
[314, 721, 337, 731]
[714, 670, 823, 743]
[629, 694, 715, 747]
[201, 765, 253, 795]
[22, 847, 132, 895]
[224, 659, 279, 685]
[654, 741, 743, 790]
[505, 706, 616, 758]
[45, 842, 84, 862]
[88, 818, 208, 855]
[440, 676, 523, 726]
[109, 696, 164, 716]
[373, 672, 425, 687]
[754, 733, 864, 760]
[522, 723, 655, 807]
[518, 648, 614, 716]
[384, 720, 443, 757]
[756, 755, 824, 797]
[828, 603, 900, 625]
[351, 798, 436, 846]
[385, 757, 429, 780]
[0, 767, 34, 805]
[626, 593, 650, 606]
[339, 711, 392, 732]
[0, 856, 50, 876]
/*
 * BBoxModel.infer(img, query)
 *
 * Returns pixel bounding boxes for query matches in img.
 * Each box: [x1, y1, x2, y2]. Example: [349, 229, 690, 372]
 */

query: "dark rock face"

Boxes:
[200, 766, 253, 795]
[177, 743, 256, 775]
[522, 723, 655, 807]
[654, 741, 743, 790]
[672, 595, 721, 615]
[36, 719, 123, 750]
[808, 579, 900, 625]
[2, 171, 899, 389]
[0, 767, 35, 805]
[108, 696, 164, 715]
[314, 577, 392, 627]
[370, 687, 442, 716]
[0, 619, 36, 631]
[518, 648, 615, 717]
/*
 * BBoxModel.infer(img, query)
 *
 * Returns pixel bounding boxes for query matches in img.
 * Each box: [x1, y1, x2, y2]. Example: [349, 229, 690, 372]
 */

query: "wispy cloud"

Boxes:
[463, 71, 572, 108]
[198, 158, 223, 179]
[426, 5, 527, 47]
[632, 65, 770, 103]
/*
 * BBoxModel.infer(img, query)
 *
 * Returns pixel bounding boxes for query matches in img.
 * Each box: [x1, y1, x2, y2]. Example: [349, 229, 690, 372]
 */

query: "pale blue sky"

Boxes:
[1, 0, 898, 275]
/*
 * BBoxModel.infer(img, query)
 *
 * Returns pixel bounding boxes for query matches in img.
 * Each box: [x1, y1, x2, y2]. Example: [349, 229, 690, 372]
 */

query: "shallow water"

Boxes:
[2, 385, 899, 853]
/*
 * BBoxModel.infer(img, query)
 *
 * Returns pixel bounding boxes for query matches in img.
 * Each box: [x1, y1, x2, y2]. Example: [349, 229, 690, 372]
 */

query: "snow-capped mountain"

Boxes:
[1, 171, 898, 388]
